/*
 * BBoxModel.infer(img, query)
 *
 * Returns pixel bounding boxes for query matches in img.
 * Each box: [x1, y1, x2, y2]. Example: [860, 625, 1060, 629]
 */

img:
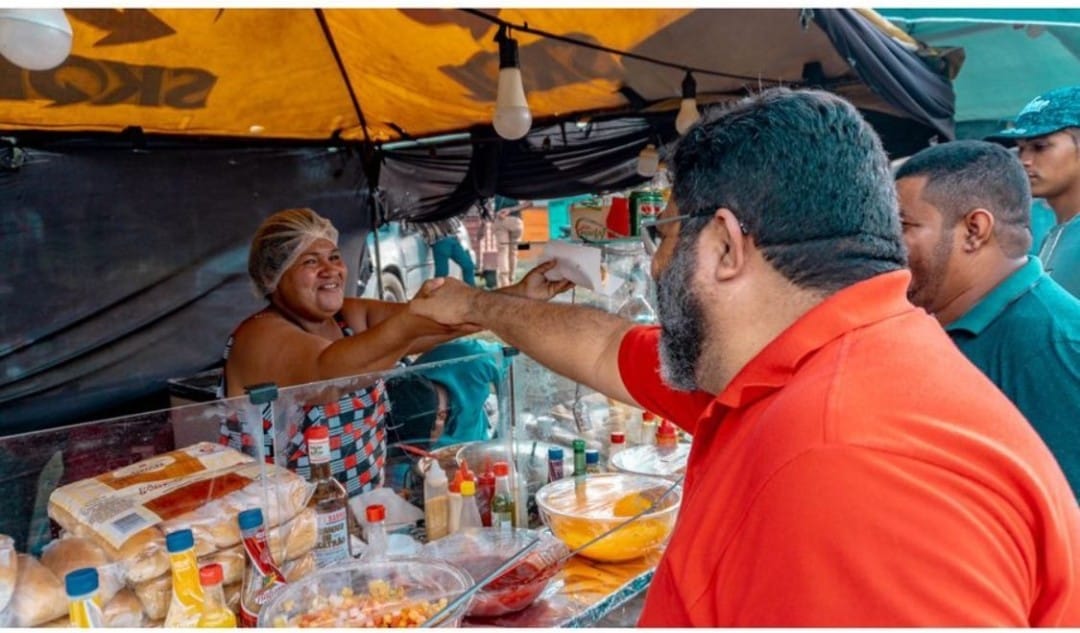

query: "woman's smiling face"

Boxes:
[275, 237, 347, 318]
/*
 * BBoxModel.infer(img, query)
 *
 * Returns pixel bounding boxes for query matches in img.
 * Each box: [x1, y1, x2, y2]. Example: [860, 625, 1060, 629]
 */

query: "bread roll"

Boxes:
[40, 537, 124, 603]
[10, 554, 67, 627]
[133, 573, 170, 621]
[204, 546, 245, 586]
[49, 505, 169, 584]
[268, 506, 317, 562]
[0, 534, 15, 614]
[282, 551, 317, 582]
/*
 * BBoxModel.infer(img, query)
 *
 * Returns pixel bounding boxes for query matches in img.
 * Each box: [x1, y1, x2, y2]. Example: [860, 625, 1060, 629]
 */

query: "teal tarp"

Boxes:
[881, 9, 1080, 138]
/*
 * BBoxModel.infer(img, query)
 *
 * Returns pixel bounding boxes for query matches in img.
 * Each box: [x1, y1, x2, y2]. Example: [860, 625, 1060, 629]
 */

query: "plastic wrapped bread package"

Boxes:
[48, 442, 314, 583]
[42, 588, 145, 628]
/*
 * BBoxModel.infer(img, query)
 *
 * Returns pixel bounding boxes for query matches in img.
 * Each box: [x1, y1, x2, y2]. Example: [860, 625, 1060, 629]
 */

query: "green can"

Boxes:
[630, 190, 665, 236]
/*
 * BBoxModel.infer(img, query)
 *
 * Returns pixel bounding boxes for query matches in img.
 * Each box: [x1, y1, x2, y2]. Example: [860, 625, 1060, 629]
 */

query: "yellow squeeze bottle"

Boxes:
[65, 568, 104, 628]
[196, 563, 237, 628]
[164, 528, 205, 627]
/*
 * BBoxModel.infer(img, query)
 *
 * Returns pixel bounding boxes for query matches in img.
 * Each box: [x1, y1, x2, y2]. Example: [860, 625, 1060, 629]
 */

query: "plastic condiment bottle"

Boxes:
[363, 504, 388, 560]
[304, 425, 352, 566]
[477, 459, 496, 527]
[585, 449, 602, 474]
[424, 461, 450, 541]
[458, 459, 477, 485]
[490, 461, 515, 532]
[238, 508, 288, 627]
[459, 480, 484, 529]
[656, 419, 678, 451]
[547, 446, 565, 482]
[65, 568, 103, 628]
[164, 528, 205, 628]
[447, 470, 464, 535]
[572, 439, 587, 481]
[641, 413, 658, 446]
[196, 563, 237, 628]
[609, 431, 626, 462]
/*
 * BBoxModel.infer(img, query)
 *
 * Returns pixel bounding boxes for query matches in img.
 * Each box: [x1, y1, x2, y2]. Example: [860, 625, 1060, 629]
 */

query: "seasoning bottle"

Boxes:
[490, 461, 515, 532]
[304, 426, 352, 567]
[641, 413, 658, 446]
[585, 449, 602, 474]
[459, 480, 484, 530]
[65, 568, 103, 628]
[656, 419, 678, 452]
[609, 431, 626, 463]
[196, 563, 237, 628]
[363, 504, 388, 561]
[164, 528, 205, 628]
[447, 469, 464, 535]
[424, 461, 450, 541]
[572, 439, 587, 481]
[458, 459, 476, 485]
[477, 459, 496, 527]
[238, 508, 287, 627]
[547, 446, 565, 483]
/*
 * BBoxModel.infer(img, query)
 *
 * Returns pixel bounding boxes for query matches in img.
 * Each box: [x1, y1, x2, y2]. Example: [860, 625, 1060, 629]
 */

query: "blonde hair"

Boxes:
[248, 208, 339, 297]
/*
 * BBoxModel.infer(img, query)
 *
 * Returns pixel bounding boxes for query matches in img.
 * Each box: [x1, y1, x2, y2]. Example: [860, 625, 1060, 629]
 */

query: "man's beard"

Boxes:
[656, 239, 707, 391]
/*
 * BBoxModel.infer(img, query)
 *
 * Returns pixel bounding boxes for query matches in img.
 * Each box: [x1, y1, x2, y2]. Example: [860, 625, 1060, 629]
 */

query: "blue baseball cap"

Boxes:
[987, 85, 1080, 142]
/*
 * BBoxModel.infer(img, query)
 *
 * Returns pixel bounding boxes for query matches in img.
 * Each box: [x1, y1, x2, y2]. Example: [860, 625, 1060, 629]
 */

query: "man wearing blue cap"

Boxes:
[987, 85, 1080, 299]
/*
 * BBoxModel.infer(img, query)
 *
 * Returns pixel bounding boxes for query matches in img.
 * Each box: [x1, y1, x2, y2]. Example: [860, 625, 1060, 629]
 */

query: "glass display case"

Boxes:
[0, 338, 662, 627]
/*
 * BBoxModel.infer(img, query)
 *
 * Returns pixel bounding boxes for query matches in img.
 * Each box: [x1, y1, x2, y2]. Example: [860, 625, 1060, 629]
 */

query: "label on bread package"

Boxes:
[49, 442, 255, 548]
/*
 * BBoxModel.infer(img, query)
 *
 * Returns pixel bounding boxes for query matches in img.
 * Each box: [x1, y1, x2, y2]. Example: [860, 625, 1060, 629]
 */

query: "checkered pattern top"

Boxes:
[217, 311, 388, 496]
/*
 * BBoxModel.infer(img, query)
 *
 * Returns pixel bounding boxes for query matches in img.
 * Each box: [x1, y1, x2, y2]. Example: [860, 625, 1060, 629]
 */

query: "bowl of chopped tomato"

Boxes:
[258, 558, 473, 628]
[422, 527, 568, 618]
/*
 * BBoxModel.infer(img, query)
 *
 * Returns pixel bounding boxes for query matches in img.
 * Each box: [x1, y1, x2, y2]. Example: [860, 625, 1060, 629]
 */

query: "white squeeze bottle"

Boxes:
[459, 480, 484, 529]
[424, 461, 450, 541]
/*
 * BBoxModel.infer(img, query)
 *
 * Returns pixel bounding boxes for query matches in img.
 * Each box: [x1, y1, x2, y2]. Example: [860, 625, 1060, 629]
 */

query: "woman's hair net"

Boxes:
[248, 208, 339, 297]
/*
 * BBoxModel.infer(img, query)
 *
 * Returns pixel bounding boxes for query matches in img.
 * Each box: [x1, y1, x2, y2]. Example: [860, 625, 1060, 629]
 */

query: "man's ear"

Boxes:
[961, 208, 994, 252]
[707, 208, 747, 281]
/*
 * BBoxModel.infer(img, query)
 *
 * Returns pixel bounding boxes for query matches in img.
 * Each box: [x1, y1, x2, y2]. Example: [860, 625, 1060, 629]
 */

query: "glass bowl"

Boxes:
[422, 527, 568, 618]
[258, 558, 473, 628]
[610, 444, 690, 480]
[534, 473, 681, 563]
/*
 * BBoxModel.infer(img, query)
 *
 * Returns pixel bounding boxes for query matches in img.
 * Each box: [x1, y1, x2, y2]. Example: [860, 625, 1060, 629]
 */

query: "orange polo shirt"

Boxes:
[619, 271, 1080, 626]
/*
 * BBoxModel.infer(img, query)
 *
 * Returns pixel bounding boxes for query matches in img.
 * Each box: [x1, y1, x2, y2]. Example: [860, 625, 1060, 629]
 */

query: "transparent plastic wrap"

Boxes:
[610, 443, 691, 480]
[422, 527, 569, 618]
[42, 588, 146, 628]
[259, 558, 474, 628]
[40, 536, 126, 603]
[8, 553, 66, 627]
[534, 473, 681, 563]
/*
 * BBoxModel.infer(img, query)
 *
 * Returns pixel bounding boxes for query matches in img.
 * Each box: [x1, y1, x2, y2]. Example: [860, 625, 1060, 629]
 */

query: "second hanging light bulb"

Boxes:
[493, 27, 532, 140]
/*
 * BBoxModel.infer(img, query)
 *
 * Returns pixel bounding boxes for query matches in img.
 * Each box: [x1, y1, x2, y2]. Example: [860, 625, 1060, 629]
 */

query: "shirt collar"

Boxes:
[716, 270, 917, 409]
[946, 257, 1043, 336]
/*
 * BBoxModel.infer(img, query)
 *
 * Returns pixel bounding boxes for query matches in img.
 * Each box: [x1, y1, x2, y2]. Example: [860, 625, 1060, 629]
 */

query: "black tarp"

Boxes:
[0, 138, 371, 432]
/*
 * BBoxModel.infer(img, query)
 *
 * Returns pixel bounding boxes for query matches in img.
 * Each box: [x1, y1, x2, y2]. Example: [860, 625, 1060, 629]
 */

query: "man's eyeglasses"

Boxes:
[641, 214, 691, 256]
[640, 213, 750, 256]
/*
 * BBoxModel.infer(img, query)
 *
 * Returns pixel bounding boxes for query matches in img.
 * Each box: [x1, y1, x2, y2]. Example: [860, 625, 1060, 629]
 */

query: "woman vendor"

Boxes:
[218, 207, 569, 496]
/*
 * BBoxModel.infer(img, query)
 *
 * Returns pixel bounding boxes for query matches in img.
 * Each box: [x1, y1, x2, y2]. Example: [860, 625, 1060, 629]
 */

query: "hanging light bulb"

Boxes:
[637, 144, 659, 178]
[493, 25, 532, 140]
[675, 71, 701, 136]
[0, 9, 73, 71]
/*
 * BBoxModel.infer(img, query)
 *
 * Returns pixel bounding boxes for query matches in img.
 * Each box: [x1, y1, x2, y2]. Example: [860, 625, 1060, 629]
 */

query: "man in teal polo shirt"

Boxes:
[896, 140, 1080, 497]
[987, 85, 1080, 299]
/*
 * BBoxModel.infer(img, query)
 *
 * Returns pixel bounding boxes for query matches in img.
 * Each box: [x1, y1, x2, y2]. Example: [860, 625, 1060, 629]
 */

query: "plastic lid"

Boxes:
[65, 568, 99, 597]
[548, 446, 564, 460]
[365, 504, 386, 523]
[165, 528, 195, 553]
[304, 425, 330, 443]
[449, 469, 463, 493]
[585, 449, 600, 464]
[199, 563, 224, 587]
[610, 431, 626, 444]
[493, 460, 510, 477]
[237, 507, 264, 531]
[656, 419, 677, 438]
[642, 411, 656, 421]
[572, 439, 586, 451]
[460, 480, 476, 496]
